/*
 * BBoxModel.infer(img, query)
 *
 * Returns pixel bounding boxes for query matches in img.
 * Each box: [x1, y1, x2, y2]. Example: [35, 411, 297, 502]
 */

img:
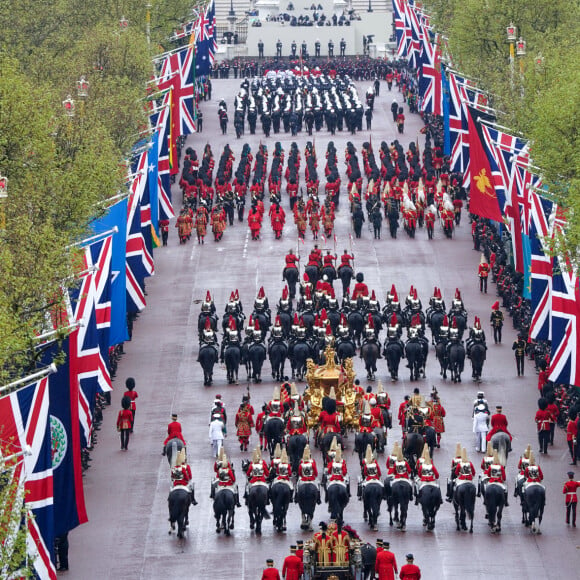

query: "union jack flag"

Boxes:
[549, 244, 580, 387]
[405, 0, 422, 69]
[481, 125, 530, 273]
[529, 191, 554, 341]
[393, 0, 410, 58]
[126, 151, 154, 313]
[418, 28, 442, 115]
[0, 376, 56, 579]
[157, 46, 196, 137]
[75, 236, 113, 447]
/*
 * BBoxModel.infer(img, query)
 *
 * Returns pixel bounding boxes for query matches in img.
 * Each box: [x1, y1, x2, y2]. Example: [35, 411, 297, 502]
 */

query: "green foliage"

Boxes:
[0, 453, 34, 578]
[0, 1, 198, 378]
[426, 0, 580, 264]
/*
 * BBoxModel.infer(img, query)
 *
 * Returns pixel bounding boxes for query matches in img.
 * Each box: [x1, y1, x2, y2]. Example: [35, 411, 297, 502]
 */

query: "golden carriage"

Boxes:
[302, 344, 361, 431]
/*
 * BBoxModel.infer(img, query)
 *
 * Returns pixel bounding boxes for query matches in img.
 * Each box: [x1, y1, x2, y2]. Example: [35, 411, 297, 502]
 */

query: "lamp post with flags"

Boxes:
[0, 172, 7, 231]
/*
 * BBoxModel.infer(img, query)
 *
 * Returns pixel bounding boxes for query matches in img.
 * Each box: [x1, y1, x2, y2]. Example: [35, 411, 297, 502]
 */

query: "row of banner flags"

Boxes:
[394, 0, 579, 387]
[0, 2, 217, 577]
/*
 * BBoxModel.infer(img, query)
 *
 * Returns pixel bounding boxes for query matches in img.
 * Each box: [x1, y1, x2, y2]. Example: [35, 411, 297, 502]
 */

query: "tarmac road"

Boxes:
[69, 78, 580, 579]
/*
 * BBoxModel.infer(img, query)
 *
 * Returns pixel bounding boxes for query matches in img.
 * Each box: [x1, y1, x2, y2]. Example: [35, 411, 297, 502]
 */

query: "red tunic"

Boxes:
[124, 390, 138, 411]
[117, 409, 133, 430]
[535, 409, 552, 431]
[282, 554, 303, 580]
[261, 568, 281, 580]
[486, 413, 512, 441]
[319, 410, 341, 433]
[563, 480, 580, 504]
[399, 563, 421, 579]
[375, 549, 398, 580]
[163, 421, 186, 446]
[298, 460, 318, 481]
[352, 282, 369, 299]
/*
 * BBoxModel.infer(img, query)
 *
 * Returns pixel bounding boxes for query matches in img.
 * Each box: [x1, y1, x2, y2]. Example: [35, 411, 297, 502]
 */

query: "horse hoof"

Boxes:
[216, 528, 220, 534]
[469, 528, 473, 533]
[168, 530, 172, 535]
[250, 523, 255, 530]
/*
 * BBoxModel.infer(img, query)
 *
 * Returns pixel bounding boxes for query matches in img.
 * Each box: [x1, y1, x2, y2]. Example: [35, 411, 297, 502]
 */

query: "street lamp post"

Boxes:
[76, 76, 89, 98]
[368, 0, 373, 12]
[506, 23, 516, 87]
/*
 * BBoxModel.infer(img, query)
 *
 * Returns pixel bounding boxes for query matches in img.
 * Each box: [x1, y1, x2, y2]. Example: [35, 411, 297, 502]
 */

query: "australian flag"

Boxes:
[194, 0, 217, 77]
[152, 97, 175, 221]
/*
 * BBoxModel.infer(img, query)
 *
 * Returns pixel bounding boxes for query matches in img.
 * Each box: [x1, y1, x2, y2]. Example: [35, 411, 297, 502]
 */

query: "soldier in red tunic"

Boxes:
[352, 272, 369, 299]
[375, 539, 398, 580]
[282, 546, 303, 580]
[261, 559, 281, 580]
[123, 377, 138, 432]
[159, 218, 170, 246]
[399, 554, 421, 580]
[171, 448, 198, 505]
[478, 254, 490, 293]
[116, 397, 133, 451]
[298, 445, 319, 482]
[486, 405, 513, 449]
[563, 470, 580, 526]
[255, 404, 267, 450]
[235, 400, 254, 452]
[162, 413, 186, 450]
[270, 202, 286, 240]
[248, 204, 263, 240]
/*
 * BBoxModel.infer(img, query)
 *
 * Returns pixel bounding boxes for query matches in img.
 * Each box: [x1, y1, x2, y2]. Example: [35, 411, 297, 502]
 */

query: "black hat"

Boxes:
[296, 540, 304, 546]
[125, 377, 135, 389]
[171, 413, 178, 420]
[356, 272, 364, 283]
[290, 545, 297, 551]
[567, 471, 575, 477]
[406, 554, 414, 560]
[266, 559, 274, 565]
[376, 539, 383, 545]
[383, 541, 390, 549]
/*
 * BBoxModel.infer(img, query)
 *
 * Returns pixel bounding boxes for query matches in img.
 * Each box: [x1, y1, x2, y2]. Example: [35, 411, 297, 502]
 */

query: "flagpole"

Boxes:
[478, 117, 524, 135]
[0, 364, 57, 395]
[33, 323, 82, 344]
[69, 227, 118, 249]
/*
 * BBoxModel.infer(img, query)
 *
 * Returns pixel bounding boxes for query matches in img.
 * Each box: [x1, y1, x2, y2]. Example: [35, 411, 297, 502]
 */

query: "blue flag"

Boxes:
[91, 200, 129, 346]
[148, 130, 159, 231]
[441, 64, 451, 156]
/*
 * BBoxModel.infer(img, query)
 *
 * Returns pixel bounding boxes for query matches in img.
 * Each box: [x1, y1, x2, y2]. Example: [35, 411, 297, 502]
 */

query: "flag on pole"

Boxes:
[0, 376, 56, 580]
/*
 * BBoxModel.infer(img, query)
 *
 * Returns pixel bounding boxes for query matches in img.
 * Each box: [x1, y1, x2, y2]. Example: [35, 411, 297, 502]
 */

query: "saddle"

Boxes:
[249, 480, 269, 490]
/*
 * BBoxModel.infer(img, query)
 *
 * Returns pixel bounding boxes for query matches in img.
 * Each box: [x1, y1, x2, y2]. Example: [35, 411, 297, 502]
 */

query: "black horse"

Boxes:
[355, 431, 376, 465]
[362, 481, 383, 531]
[453, 481, 476, 533]
[348, 310, 365, 347]
[246, 342, 267, 382]
[428, 310, 445, 345]
[305, 264, 320, 287]
[289, 339, 312, 380]
[448, 342, 465, 383]
[164, 437, 185, 468]
[361, 341, 381, 380]
[338, 265, 354, 296]
[296, 481, 319, 531]
[384, 338, 404, 381]
[199, 344, 219, 386]
[287, 434, 307, 474]
[213, 487, 236, 535]
[283, 267, 299, 299]
[263, 416, 285, 458]
[522, 484, 545, 534]
[404, 340, 425, 381]
[270, 480, 293, 532]
[336, 337, 356, 363]
[168, 487, 191, 539]
[247, 484, 270, 535]
[435, 339, 449, 379]
[403, 432, 425, 474]
[319, 432, 343, 464]
[224, 343, 241, 384]
[387, 479, 412, 530]
[251, 311, 271, 340]
[268, 340, 288, 381]
[326, 481, 349, 525]
[484, 482, 505, 533]
[417, 484, 442, 531]
[470, 342, 486, 382]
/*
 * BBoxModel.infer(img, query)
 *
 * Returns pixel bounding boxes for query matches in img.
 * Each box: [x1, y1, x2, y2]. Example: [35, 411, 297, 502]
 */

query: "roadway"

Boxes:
[69, 78, 580, 579]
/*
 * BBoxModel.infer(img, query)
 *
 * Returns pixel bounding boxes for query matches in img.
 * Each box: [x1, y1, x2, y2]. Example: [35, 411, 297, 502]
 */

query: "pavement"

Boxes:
[68, 78, 580, 579]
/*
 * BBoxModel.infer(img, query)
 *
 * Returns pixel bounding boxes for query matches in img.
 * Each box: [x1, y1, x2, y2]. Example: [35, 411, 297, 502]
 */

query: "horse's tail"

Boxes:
[169, 440, 178, 468]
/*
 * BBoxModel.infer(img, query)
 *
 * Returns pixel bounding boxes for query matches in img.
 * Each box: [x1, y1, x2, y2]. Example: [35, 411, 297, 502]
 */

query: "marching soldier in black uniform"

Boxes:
[328, 39, 334, 57]
[276, 39, 282, 58]
[490, 300, 504, 344]
[512, 334, 526, 377]
[258, 40, 264, 58]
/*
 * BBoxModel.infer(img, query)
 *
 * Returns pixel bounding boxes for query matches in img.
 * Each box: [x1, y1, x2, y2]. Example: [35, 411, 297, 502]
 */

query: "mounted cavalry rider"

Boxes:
[415, 453, 440, 506]
[297, 445, 320, 504]
[445, 443, 464, 501]
[478, 442, 495, 498]
[212, 449, 241, 507]
[362, 314, 382, 354]
[171, 449, 198, 506]
[327, 447, 350, 497]
[352, 273, 369, 300]
[428, 286, 446, 313]
[245, 448, 270, 501]
[266, 386, 284, 418]
[385, 312, 403, 342]
[483, 450, 509, 506]
[523, 452, 543, 487]
[287, 403, 308, 436]
[274, 448, 293, 482]
[388, 445, 412, 481]
[220, 316, 240, 362]
[359, 445, 383, 500]
[200, 317, 219, 359]
[268, 316, 286, 346]
[466, 316, 486, 357]
[515, 444, 532, 498]
[202, 290, 217, 315]
[449, 288, 467, 318]
[486, 405, 513, 450]
[450, 448, 476, 501]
